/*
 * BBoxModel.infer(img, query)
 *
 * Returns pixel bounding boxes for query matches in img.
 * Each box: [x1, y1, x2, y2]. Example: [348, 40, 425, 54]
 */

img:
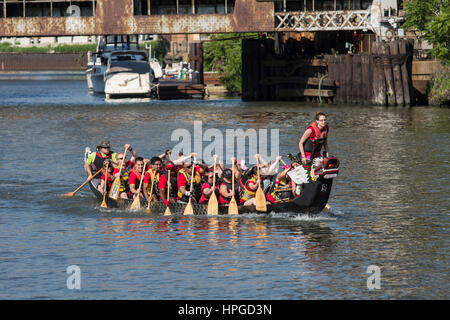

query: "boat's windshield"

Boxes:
[110, 52, 147, 62]
[98, 35, 140, 51]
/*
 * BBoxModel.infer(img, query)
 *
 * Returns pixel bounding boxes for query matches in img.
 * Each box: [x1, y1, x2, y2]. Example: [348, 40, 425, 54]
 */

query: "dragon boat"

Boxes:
[85, 149, 340, 216]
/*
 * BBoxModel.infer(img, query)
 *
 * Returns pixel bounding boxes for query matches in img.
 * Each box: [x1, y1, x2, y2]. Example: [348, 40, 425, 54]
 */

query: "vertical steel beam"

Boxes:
[148, 0, 150, 15]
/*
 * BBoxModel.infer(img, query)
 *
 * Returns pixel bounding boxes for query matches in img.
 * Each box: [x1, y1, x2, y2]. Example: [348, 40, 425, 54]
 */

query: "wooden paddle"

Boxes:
[183, 163, 196, 215]
[109, 145, 129, 200]
[228, 159, 239, 215]
[130, 161, 148, 210]
[144, 169, 155, 213]
[207, 157, 218, 215]
[100, 162, 109, 208]
[255, 155, 267, 212]
[164, 170, 172, 216]
[61, 168, 103, 197]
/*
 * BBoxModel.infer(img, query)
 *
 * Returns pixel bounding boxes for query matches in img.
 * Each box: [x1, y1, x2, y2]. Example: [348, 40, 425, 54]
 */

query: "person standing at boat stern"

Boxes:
[298, 111, 330, 165]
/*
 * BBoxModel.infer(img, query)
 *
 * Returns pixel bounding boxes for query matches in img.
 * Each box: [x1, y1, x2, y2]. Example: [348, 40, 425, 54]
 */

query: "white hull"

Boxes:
[105, 72, 151, 97]
[86, 64, 106, 93]
[85, 35, 158, 98]
[86, 71, 93, 91]
[91, 73, 106, 93]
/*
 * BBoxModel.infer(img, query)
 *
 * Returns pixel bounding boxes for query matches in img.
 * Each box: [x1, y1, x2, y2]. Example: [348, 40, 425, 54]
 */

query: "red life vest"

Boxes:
[199, 182, 212, 204]
[92, 151, 113, 173]
[303, 122, 329, 157]
[218, 181, 233, 204]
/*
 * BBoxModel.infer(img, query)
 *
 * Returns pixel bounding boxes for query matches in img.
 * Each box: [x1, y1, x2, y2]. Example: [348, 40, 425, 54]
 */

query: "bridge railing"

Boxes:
[275, 10, 373, 32]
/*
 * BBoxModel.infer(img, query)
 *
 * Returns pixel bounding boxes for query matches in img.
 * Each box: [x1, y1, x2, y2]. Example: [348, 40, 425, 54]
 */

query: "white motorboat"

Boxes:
[86, 35, 159, 99]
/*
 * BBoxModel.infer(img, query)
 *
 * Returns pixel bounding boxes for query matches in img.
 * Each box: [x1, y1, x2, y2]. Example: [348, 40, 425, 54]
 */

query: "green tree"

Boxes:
[403, 0, 449, 64]
[203, 33, 259, 95]
[404, 0, 450, 105]
[140, 39, 168, 67]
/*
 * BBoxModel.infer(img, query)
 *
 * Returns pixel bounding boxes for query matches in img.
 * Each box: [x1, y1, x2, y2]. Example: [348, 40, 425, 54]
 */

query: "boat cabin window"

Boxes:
[110, 53, 147, 62]
[98, 35, 140, 52]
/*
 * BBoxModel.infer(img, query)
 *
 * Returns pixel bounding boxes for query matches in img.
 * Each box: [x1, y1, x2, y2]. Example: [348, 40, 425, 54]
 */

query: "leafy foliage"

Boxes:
[0, 42, 97, 53]
[404, 0, 450, 64]
[203, 33, 259, 95]
[429, 68, 450, 106]
[404, 0, 450, 105]
[140, 39, 168, 67]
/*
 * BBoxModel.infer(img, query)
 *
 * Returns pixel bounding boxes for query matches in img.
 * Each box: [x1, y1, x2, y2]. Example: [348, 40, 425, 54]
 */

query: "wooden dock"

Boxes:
[157, 80, 205, 100]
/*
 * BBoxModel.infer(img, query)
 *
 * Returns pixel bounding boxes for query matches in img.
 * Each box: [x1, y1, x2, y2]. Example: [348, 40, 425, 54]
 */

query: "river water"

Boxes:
[0, 76, 448, 300]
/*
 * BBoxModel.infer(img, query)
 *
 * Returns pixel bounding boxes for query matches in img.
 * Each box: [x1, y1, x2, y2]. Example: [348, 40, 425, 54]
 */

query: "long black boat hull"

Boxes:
[89, 177, 333, 216]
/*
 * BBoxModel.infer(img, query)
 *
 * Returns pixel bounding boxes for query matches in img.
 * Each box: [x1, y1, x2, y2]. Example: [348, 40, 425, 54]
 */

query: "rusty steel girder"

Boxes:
[0, 0, 275, 37]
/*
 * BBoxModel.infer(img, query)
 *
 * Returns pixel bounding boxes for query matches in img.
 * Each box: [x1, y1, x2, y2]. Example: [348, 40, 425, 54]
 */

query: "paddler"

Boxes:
[128, 157, 146, 200]
[177, 160, 202, 203]
[84, 141, 137, 179]
[160, 161, 178, 206]
[218, 169, 238, 205]
[143, 156, 163, 202]
[199, 170, 215, 204]
[239, 166, 261, 206]
[98, 159, 114, 195]
[84, 140, 115, 189]
[298, 111, 330, 165]
[112, 151, 134, 199]
[266, 162, 299, 204]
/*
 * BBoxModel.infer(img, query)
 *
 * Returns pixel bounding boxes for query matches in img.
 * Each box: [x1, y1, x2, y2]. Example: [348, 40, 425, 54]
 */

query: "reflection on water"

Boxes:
[0, 79, 448, 299]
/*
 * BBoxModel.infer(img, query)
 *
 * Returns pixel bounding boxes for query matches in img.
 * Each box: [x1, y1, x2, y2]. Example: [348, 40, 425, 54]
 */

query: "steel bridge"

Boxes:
[0, 0, 397, 37]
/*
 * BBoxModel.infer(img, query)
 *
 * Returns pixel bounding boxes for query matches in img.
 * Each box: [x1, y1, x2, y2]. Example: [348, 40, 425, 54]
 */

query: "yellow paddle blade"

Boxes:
[323, 203, 331, 213]
[164, 206, 172, 216]
[109, 177, 121, 200]
[61, 192, 75, 198]
[145, 201, 151, 213]
[184, 199, 194, 215]
[100, 198, 107, 208]
[129, 196, 141, 210]
[207, 193, 218, 215]
[255, 187, 267, 212]
[228, 196, 238, 215]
